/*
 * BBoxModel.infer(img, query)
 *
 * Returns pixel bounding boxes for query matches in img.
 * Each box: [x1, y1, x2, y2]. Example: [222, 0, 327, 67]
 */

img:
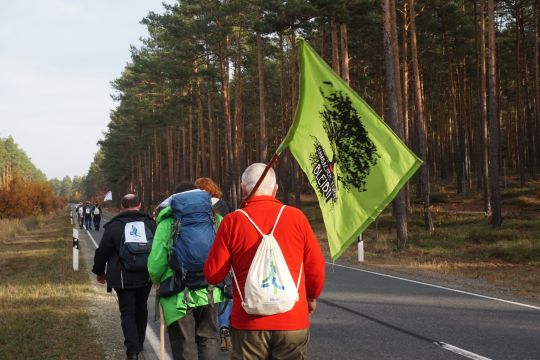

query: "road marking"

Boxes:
[85, 229, 99, 249]
[83, 224, 165, 360]
[328, 262, 540, 311]
[437, 342, 491, 360]
[145, 324, 171, 360]
[320, 298, 493, 360]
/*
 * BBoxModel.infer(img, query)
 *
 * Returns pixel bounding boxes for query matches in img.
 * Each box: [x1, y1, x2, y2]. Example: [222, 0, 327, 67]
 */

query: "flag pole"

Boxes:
[241, 153, 281, 207]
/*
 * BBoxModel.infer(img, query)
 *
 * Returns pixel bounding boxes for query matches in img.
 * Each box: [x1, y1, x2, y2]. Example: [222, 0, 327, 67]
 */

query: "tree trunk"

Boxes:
[383, 0, 409, 249]
[153, 128, 160, 200]
[516, 5, 527, 186]
[197, 73, 205, 179]
[188, 104, 194, 180]
[279, 33, 290, 204]
[518, 6, 537, 179]
[340, 23, 350, 83]
[479, 0, 491, 215]
[181, 127, 187, 180]
[206, 58, 217, 180]
[256, 12, 267, 161]
[488, 0, 502, 226]
[390, 0, 404, 133]
[234, 27, 244, 203]
[165, 126, 174, 193]
[409, 0, 434, 231]
[290, 33, 301, 207]
[219, 33, 237, 206]
[402, 0, 411, 210]
[536, 0, 540, 173]
[331, 17, 340, 75]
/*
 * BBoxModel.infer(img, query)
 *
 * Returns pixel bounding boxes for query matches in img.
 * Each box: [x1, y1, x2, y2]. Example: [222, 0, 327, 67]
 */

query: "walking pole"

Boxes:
[154, 288, 159, 322]
[159, 304, 165, 360]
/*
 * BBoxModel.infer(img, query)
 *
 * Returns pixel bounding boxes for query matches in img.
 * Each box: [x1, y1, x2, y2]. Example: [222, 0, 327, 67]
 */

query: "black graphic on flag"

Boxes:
[318, 81, 379, 193]
[309, 137, 337, 203]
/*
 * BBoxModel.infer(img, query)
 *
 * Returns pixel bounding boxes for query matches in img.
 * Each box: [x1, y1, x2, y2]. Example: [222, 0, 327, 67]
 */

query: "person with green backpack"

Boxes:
[148, 182, 227, 360]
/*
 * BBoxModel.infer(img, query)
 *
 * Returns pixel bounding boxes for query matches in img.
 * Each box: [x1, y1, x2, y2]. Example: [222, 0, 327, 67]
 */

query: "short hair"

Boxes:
[175, 182, 196, 193]
[121, 194, 140, 209]
[241, 163, 276, 195]
[195, 177, 223, 199]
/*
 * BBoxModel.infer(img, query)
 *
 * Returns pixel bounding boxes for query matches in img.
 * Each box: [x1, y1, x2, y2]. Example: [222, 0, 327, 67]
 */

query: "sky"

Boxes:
[0, 0, 172, 180]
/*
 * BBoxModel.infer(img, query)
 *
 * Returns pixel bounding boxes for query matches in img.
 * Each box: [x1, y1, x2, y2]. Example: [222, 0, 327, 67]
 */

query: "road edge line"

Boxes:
[327, 262, 540, 311]
[438, 342, 492, 360]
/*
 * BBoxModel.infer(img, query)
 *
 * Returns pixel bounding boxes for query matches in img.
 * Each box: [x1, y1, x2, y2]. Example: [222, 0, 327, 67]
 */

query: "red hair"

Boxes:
[195, 177, 223, 199]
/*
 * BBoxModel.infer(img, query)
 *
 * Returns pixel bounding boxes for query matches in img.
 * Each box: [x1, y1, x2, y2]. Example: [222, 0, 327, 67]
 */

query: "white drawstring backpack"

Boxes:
[231, 205, 303, 316]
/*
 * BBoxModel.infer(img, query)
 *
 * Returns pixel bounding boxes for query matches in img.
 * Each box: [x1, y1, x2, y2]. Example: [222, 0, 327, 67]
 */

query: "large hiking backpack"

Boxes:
[231, 205, 303, 316]
[93, 207, 100, 216]
[169, 190, 216, 289]
[119, 220, 153, 272]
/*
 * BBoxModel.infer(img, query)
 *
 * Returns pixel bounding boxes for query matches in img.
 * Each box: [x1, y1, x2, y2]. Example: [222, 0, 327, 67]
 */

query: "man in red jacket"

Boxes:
[204, 163, 325, 359]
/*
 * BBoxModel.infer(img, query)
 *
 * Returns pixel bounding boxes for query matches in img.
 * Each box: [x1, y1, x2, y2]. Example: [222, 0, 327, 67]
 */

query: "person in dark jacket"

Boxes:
[92, 202, 102, 231]
[92, 194, 157, 360]
[83, 201, 93, 230]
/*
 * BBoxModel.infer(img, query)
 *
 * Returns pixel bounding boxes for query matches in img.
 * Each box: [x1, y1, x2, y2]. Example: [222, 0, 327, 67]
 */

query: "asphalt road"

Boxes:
[310, 264, 540, 360]
[75, 208, 540, 360]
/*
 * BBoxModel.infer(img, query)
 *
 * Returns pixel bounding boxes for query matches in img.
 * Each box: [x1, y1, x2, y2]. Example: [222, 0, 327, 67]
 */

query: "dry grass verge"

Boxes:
[0, 213, 105, 360]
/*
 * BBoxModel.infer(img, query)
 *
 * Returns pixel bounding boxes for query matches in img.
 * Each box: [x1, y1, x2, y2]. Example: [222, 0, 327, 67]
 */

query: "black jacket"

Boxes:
[83, 204, 93, 218]
[92, 210, 157, 290]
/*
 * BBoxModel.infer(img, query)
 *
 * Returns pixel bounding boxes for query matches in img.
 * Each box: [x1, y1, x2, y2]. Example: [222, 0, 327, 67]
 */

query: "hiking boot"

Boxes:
[126, 354, 138, 360]
[220, 327, 232, 352]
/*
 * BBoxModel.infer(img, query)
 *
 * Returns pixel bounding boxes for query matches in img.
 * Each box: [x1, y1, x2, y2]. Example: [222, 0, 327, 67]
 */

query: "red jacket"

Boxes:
[204, 196, 325, 330]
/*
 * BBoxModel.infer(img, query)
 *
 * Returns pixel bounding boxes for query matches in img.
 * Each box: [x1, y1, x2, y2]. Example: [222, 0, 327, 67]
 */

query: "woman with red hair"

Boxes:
[194, 177, 233, 352]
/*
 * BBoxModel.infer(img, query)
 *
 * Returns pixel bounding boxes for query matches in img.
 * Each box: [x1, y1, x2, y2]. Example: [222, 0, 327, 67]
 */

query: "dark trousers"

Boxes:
[168, 304, 218, 360]
[78, 216, 83, 229]
[84, 216, 92, 230]
[115, 285, 152, 356]
[93, 215, 101, 230]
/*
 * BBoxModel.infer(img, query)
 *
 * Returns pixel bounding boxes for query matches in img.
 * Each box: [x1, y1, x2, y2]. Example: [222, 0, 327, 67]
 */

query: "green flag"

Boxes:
[277, 38, 422, 261]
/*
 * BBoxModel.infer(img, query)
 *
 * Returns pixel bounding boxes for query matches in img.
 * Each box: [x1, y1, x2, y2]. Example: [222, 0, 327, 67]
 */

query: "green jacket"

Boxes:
[148, 206, 226, 326]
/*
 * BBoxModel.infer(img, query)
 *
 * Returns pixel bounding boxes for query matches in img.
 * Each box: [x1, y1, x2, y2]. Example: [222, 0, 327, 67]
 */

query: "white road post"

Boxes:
[357, 233, 364, 262]
[72, 228, 79, 271]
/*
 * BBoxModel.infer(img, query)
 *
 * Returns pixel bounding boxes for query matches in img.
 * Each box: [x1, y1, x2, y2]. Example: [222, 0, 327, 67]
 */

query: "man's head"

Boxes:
[175, 181, 197, 193]
[241, 163, 277, 197]
[121, 194, 141, 211]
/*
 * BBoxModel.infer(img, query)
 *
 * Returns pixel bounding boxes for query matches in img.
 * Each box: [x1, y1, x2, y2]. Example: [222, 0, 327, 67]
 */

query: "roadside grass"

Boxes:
[0, 213, 105, 360]
[301, 179, 540, 303]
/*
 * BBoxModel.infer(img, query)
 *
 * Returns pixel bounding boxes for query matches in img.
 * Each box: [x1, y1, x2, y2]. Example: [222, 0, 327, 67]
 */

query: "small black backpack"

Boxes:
[118, 220, 153, 272]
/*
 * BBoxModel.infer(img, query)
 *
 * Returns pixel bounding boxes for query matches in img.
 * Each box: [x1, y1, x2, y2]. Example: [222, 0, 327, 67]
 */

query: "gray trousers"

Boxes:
[230, 328, 309, 360]
[168, 305, 218, 360]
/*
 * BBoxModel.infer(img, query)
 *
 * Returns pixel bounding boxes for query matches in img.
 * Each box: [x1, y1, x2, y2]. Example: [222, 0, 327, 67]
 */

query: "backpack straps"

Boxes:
[230, 266, 244, 305]
[236, 205, 287, 237]
[231, 205, 304, 305]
